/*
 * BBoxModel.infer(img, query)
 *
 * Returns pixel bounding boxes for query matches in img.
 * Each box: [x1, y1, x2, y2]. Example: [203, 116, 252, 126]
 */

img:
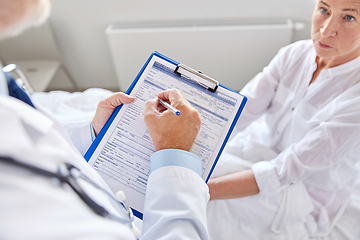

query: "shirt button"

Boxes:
[291, 108, 295, 111]
[277, 131, 280, 134]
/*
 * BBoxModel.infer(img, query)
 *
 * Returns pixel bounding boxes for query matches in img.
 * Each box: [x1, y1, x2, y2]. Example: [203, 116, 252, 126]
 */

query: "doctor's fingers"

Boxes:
[93, 92, 134, 136]
[144, 98, 161, 118]
[158, 89, 191, 108]
[157, 89, 200, 127]
[144, 97, 201, 152]
[98, 92, 135, 109]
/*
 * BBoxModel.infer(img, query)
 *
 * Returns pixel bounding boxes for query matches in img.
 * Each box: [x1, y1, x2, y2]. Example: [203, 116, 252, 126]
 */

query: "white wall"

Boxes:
[0, 0, 316, 91]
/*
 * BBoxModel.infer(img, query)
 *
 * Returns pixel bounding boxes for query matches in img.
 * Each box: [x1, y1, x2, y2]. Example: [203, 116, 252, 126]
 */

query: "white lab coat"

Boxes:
[0, 95, 210, 239]
[207, 40, 360, 239]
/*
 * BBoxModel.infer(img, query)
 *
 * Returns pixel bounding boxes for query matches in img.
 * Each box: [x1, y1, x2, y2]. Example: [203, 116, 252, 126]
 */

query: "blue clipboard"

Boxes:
[84, 51, 247, 219]
[84, 52, 179, 162]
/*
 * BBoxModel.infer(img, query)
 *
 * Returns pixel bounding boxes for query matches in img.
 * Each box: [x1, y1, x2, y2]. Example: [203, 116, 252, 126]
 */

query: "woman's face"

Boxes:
[311, 0, 360, 65]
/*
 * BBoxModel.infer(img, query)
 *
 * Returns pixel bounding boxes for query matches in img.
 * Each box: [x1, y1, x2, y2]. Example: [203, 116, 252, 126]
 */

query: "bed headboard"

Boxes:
[106, 19, 303, 92]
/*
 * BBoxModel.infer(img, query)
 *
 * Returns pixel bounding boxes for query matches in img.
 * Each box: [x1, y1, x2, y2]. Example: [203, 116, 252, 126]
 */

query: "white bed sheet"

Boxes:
[31, 88, 114, 122]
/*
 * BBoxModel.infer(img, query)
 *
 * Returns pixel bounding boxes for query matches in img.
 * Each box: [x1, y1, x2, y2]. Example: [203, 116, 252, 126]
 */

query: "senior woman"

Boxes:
[206, 0, 360, 239]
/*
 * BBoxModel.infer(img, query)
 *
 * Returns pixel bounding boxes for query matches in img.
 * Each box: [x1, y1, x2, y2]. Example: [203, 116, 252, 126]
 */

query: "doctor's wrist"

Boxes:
[150, 149, 202, 177]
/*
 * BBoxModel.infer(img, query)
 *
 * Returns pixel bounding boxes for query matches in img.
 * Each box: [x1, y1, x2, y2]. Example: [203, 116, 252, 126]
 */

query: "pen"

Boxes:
[159, 98, 181, 116]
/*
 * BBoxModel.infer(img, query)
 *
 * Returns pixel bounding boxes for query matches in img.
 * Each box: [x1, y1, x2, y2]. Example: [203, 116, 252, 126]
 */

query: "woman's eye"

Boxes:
[320, 7, 328, 14]
[346, 15, 355, 21]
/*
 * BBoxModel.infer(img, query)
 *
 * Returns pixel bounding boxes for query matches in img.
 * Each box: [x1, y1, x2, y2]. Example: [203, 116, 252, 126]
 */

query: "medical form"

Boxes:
[85, 52, 247, 219]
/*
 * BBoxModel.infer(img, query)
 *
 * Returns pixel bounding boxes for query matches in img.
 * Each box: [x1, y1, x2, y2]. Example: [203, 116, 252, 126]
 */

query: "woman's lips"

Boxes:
[317, 41, 332, 49]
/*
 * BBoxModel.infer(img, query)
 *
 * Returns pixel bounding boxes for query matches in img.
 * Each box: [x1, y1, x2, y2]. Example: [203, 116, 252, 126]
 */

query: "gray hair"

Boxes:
[0, 0, 51, 40]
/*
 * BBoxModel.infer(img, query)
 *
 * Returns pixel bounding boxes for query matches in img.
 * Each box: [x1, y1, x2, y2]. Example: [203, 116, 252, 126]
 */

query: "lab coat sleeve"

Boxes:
[61, 119, 93, 156]
[141, 151, 210, 240]
[252, 84, 360, 196]
[32, 103, 93, 156]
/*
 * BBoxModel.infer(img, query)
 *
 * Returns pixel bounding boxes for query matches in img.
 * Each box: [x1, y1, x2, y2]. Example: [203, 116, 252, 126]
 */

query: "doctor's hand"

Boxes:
[144, 89, 201, 152]
[92, 92, 135, 136]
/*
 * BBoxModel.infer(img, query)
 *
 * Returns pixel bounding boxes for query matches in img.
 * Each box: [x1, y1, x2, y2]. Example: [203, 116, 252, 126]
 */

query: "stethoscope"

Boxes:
[0, 156, 141, 239]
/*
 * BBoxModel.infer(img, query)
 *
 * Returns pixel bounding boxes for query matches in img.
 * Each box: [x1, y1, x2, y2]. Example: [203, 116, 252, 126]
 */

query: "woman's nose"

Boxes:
[320, 17, 338, 37]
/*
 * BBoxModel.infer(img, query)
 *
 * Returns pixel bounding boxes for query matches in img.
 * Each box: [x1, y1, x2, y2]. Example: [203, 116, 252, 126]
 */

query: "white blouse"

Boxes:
[228, 39, 360, 236]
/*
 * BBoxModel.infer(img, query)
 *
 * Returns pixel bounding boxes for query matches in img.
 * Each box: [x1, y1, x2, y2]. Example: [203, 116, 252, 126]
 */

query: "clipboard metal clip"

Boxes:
[174, 64, 219, 93]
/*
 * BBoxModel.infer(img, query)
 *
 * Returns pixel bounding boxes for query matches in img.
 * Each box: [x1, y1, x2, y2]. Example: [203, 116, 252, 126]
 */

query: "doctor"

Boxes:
[0, 0, 209, 239]
[206, 0, 360, 239]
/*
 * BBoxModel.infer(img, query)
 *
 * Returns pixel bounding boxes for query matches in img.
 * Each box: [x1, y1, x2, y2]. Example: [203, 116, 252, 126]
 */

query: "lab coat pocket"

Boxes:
[271, 182, 314, 236]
